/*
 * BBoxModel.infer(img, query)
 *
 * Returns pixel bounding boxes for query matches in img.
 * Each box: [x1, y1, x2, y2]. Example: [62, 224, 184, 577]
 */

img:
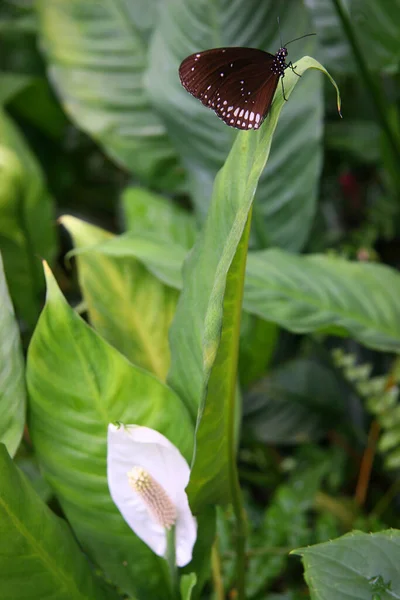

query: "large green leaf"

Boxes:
[244, 249, 400, 353]
[27, 264, 194, 599]
[121, 186, 197, 249]
[293, 530, 400, 600]
[0, 252, 25, 456]
[62, 215, 179, 381]
[0, 108, 56, 327]
[148, 0, 324, 250]
[0, 444, 115, 600]
[36, 0, 181, 189]
[167, 57, 340, 510]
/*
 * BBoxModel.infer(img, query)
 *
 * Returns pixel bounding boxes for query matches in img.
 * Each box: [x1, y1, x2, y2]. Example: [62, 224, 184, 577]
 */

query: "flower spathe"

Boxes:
[107, 423, 197, 567]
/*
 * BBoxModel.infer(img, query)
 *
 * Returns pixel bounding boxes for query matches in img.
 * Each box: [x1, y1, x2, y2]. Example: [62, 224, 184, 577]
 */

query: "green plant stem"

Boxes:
[331, 0, 400, 167]
[165, 527, 180, 599]
[211, 540, 225, 600]
[227, 209, 252, 600]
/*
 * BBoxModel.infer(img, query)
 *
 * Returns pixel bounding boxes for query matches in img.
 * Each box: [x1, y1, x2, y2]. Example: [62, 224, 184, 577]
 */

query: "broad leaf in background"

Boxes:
[353, 0, 400, 72]
[245, 249, 400, 353]
[243, 359, 345, 444]
[167, 57, 340, 510]
[0, 445, 115, 600]
[27, 264, 194, 599]
[36, 0, 182, 190]
[148, 0, 324, 250]
[121, 186, 197, 249]
[306, 0, 400, 74]
[62, 215, 178, 381]
[304, 0, 356, 73]
[0, 108, 55, 327]
[325, 120, 381, 163]
[0, 253, 25, 456]
[293, 530, 400, 600]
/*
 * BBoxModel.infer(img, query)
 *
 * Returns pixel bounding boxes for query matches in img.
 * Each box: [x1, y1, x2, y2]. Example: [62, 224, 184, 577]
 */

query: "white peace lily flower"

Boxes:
[107, 423, 197, 567]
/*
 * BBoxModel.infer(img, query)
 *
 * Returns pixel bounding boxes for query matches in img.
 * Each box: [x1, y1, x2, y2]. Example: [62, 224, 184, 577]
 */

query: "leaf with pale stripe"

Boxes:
[62, 216, 178, 381]
[27, 264, 194, 599]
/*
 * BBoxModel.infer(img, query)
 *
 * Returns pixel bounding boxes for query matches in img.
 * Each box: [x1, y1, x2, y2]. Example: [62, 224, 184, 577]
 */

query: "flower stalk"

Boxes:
[165, 526, 179, 599]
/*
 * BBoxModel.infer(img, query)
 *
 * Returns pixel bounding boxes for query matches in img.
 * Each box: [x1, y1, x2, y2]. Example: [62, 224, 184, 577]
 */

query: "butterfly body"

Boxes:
[179, 46, 290, 130]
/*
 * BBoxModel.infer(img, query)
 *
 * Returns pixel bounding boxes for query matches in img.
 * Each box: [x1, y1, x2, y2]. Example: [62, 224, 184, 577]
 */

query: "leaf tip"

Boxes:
[42, 261, 60, 301]
[42, 259, 51, 276]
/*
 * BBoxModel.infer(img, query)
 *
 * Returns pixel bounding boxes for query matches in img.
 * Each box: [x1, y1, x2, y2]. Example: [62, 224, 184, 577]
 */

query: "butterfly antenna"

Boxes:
[277, 16, 283, 48]
[284, 32, 316, 47]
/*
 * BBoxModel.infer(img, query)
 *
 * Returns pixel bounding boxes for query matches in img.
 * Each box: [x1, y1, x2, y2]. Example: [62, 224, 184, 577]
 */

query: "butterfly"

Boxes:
[179, 35, 315, 131]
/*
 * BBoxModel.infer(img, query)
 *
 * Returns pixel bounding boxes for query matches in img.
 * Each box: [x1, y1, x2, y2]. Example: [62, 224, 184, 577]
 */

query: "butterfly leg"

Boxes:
[280, 76, 288, 102]
[287, 61, 301, 78]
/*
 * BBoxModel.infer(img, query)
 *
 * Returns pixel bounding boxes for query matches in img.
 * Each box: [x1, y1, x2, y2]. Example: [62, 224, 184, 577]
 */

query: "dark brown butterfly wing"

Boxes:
[179, 47, 280, 130]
